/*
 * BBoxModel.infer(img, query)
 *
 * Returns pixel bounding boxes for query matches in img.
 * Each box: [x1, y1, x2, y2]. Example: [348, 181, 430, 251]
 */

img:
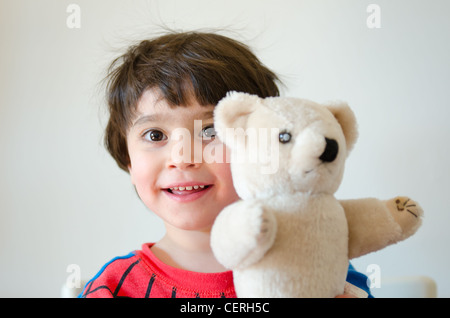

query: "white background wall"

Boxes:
[0, 0, 449, 297]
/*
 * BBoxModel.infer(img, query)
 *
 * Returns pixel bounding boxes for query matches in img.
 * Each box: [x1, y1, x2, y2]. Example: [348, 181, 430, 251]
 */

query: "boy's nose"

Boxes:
[167, 160, 200, 170]
[167, 137, 203, 169]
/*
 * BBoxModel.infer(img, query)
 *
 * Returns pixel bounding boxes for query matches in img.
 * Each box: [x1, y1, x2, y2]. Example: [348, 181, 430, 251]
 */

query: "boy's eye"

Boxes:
[143, 129, 167, 142]
[201, 125, 217, 139]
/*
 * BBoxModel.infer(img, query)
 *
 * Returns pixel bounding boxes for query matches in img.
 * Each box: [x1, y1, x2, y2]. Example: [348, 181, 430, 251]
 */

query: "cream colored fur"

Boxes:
[210, 92, 423, 298]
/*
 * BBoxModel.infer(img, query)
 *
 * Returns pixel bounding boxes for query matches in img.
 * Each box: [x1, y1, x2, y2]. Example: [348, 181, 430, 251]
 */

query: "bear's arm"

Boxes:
[211, 200, 277, 270]
[340, 197, 422, 259]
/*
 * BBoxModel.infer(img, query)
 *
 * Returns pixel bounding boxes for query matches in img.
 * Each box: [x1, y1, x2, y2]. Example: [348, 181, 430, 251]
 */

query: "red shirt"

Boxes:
[80, 243, 237, 298]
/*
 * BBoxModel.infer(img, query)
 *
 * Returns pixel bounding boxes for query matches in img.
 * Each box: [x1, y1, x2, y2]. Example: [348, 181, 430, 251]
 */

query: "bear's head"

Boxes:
[214, 92, 358, 200]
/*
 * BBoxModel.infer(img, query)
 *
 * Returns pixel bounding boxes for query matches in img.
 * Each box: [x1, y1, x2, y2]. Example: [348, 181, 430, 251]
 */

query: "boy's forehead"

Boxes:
[133, 88, 215, 125]
[136, 88, 167, 112]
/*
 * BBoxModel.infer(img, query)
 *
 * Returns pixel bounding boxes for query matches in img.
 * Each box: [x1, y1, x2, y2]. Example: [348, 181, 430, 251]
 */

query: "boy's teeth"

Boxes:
[169, 185, 206, 191]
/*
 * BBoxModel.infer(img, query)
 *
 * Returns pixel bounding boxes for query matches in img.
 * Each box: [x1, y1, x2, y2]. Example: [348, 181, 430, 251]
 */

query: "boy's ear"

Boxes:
[325, 102, 358, 154]
[214, 91, 260, 142]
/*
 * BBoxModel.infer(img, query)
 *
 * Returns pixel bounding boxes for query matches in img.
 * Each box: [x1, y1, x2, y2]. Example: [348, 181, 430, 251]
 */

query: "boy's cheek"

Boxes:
[212, 162, 240, 200]
[128, 156, 152, 186]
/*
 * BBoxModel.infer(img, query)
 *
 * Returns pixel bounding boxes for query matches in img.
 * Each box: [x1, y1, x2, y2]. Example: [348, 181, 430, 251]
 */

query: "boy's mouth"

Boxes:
[162, 182, 213, 199]
[162, 183, 213, 202]
[166, 184, 211, 195]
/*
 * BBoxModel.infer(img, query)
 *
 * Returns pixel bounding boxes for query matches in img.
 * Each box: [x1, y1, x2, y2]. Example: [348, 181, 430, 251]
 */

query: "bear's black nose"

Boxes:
[319, 138, 339, 162]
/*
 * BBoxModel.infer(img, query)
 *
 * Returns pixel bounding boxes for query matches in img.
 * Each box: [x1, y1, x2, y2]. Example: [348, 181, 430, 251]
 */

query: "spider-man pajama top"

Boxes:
[79, 243, 372, 298]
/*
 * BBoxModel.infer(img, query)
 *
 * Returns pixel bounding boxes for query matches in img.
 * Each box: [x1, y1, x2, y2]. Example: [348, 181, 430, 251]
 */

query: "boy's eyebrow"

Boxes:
[131, 114, 162, 127]
[199, 110, 214, 120]
[132, 110, 215, 127]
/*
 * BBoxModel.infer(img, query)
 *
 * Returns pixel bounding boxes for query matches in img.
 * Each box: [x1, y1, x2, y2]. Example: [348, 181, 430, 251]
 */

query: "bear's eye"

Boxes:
[279, 131, 291, 144]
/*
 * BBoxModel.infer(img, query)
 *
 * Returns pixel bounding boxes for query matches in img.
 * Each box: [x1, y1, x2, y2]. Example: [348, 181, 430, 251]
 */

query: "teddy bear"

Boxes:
[210, 92, 423, 298]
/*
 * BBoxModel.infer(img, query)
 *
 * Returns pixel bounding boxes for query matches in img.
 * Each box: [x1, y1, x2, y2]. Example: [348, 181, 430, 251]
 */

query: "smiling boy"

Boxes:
[79, 31, 372, 298]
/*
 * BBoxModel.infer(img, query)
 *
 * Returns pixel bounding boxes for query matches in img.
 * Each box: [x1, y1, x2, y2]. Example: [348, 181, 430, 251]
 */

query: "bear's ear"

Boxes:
[325, 102, 358, 154]
[214, 91, 261, 137]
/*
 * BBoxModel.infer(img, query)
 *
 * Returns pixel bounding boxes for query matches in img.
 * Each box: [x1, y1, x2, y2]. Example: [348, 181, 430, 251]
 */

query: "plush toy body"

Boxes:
[210, 92, 423, 298]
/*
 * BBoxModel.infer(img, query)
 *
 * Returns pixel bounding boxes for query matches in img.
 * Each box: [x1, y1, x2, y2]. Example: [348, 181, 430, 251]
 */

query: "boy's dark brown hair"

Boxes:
[104, 31, 280, 172]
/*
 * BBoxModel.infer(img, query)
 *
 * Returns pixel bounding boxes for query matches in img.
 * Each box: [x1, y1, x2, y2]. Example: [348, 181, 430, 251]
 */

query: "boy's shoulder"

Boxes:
[79, 251, 150, 298]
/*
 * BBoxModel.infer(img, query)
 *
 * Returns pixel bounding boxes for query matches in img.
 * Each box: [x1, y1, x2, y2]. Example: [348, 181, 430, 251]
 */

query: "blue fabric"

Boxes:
[347, 263, 374, 298]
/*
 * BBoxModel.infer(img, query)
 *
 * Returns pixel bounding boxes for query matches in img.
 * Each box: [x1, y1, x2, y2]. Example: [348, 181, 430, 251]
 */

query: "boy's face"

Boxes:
[127, 89, 240, 233]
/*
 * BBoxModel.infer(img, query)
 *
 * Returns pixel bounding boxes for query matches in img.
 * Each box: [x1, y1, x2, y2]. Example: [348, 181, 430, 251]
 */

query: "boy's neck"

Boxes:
[151, 226, 228, 273]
